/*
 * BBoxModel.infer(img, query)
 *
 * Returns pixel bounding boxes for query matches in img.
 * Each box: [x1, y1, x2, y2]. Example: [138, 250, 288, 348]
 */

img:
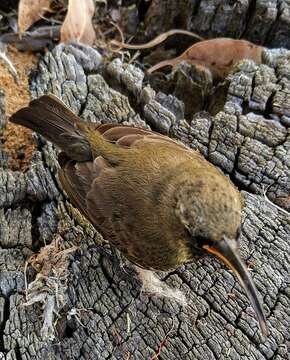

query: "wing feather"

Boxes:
[59, 124, 191, 266]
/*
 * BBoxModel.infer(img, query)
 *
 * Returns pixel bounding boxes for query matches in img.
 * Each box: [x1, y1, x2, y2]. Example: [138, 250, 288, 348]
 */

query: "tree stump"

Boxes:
[0, 2, 290, 360]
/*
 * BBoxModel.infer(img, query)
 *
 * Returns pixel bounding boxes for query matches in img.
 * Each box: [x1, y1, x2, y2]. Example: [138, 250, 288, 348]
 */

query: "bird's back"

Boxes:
[63, 134, 202, 270]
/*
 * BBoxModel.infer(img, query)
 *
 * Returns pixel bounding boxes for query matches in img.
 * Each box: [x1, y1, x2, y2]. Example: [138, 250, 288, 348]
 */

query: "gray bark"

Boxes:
[144, 0, 290, 48]
[0, 7, 290, 360]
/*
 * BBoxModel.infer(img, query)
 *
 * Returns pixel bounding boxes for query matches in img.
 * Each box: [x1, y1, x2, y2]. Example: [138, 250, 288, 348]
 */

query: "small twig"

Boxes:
[128, 50, 141, 65]
[149, 322, 174, 360]
[112, 326, 122, 345]
[67, 308, 87, 328]
[0, 50, 19, 84]
[110, 22, 125, 53]
[262, 185, 289, 217]
[39, 14, 63, 25]
[110, 29, 203, 51]
[24, 260, 29, 301]
[126, 312, 131, 335]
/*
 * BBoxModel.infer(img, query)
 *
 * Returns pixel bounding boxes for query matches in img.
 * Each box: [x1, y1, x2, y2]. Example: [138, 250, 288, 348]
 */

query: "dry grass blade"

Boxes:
[0, 50, 19, 84]
[60, 0, 96, 46]
[149, 323, 174, 360]
[110, 29, 203, 50]
[18, 0, 52, 33]
[262, 186, 290, 217]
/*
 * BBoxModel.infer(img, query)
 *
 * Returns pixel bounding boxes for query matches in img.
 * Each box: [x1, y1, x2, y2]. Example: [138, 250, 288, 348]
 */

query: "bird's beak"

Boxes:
[203, 237, 268, 337]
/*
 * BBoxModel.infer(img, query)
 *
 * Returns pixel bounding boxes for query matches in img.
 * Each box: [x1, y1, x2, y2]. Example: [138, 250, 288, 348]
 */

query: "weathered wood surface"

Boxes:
[144, 0, 290, 48]
[0, 1, 290, 358]
[0, 41, 289, 360]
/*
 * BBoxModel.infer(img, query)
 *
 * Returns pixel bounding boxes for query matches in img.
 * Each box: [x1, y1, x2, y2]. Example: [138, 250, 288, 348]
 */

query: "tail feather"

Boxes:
[10, 94, 92, 161]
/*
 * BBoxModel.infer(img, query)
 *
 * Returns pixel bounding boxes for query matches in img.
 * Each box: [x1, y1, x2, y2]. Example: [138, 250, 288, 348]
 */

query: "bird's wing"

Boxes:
[59, 124, 191, 263]
[59, 152, 118, 240]
[95, 123, 189, 150]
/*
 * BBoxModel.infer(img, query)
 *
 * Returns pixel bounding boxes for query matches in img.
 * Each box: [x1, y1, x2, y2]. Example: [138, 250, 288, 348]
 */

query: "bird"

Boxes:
[10, 94, 268, 336]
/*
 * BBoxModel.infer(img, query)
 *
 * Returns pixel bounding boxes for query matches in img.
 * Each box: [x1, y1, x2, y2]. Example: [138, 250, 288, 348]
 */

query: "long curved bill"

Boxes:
[203, 237, 268, 337]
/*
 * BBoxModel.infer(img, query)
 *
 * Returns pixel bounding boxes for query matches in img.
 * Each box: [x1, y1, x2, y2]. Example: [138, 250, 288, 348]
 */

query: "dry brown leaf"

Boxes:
[18, 0, 52, 33]
[147, 38, 263, 78]
[60, 0, 96, 46]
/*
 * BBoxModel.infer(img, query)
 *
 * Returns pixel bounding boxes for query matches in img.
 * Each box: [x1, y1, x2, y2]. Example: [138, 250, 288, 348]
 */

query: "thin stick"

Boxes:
[24, 260, 29, 301]
[0, 50, 19, 84]
[110, 29, 203, 50]
[127, 50, 140, 65]
[262, 185, 289, 217]
[149, 323, 174, 360]
[110, 22, 125, 53]
[126, 312, 131, 335]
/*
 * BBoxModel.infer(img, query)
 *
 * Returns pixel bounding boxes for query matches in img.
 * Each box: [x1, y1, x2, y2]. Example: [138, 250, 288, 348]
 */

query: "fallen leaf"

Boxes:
[18, 0, 52, 33]
[60, 0, 96, 46]
[147, 38, 263, 78]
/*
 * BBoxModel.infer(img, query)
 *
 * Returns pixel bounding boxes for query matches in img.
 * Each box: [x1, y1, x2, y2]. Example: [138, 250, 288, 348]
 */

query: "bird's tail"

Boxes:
[10, 94, 92, 162]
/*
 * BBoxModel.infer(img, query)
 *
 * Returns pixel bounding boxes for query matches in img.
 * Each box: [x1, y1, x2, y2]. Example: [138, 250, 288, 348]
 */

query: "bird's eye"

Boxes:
[195, 235, 212, 248]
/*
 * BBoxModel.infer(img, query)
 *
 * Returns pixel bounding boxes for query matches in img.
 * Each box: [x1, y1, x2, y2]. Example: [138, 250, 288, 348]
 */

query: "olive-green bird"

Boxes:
[10, 94, 267, 336]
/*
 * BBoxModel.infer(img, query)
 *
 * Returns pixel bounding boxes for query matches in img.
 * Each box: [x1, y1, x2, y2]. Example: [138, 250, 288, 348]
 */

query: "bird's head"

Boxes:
[175, 172, 268, 337]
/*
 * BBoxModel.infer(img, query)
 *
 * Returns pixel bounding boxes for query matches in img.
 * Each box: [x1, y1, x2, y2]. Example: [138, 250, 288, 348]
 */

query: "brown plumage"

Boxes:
[10, 94, 268, 336]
